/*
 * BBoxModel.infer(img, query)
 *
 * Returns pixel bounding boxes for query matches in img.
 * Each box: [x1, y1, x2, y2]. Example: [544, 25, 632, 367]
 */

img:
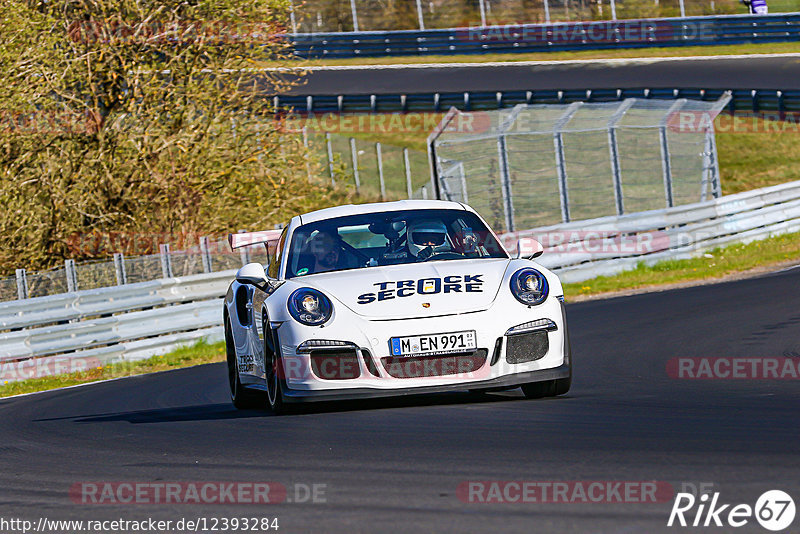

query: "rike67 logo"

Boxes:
[668, 490, 795, 531]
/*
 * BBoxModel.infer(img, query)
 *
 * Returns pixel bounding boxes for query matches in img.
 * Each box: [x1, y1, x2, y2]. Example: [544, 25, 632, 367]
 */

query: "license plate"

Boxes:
[390, 330, 477, 357]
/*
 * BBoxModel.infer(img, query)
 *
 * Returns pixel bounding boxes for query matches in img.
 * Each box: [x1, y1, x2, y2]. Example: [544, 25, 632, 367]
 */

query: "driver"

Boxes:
[308, 230, 342, 273]
[407, 220, 449, 260]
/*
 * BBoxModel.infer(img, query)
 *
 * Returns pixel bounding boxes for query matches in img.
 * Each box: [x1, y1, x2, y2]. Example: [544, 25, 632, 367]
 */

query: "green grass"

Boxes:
[271, 41, 800, 68]
[563, 231, 800, 298]
[0, 340, 225, 398]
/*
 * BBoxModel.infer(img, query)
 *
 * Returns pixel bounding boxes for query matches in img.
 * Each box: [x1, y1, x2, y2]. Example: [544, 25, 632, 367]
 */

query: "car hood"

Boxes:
[295, 258, 510, 320]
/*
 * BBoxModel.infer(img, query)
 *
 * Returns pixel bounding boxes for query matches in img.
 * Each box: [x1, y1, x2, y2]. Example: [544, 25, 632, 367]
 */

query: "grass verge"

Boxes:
[0, 340, 225, 399]
[563, 231, 800, 298]
[271, 41, 800, 67]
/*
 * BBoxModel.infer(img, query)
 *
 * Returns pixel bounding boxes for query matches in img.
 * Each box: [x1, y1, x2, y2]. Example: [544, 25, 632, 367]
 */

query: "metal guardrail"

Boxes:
[291, 13, 800, 58]
[501, 180, 800, 283]
[0, 271, 235, 382]
[277, 88, 800, 114]
[2, 180, 799, 381]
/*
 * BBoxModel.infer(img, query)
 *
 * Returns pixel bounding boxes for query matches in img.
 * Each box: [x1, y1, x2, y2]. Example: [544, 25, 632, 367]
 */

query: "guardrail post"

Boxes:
[326, 132, 335, 185]
[113, 253, 127, 285]
[159, 244, 173, 279]
[65, 259, 78, 292]
[497, 134, 515, 233]
[15, 269, 28, 300]
[376, 142, 386, 200]
[350, 137, 360, 193]
[199, 237, 213, 273]
[404, 147, 413, 199]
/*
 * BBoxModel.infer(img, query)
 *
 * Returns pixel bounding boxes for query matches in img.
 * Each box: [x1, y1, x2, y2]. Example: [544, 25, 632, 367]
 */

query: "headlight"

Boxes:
[510, 268, 549, 306]
[288, 288, 333, 326]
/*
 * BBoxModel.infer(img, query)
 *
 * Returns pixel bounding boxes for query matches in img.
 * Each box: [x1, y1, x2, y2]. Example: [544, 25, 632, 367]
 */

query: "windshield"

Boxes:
[286, 209, 507, 278]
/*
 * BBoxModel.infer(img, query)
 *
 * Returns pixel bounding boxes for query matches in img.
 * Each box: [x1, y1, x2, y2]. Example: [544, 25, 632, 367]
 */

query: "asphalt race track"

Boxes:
[280, 54, 800, 95]
[1, 266, 799, 533]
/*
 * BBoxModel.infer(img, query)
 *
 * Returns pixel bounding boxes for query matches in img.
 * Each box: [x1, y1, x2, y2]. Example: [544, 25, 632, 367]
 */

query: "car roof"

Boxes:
[297, 200, 469, 225]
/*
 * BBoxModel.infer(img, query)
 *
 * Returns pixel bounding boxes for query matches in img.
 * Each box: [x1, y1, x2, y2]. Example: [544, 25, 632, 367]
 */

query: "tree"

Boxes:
[0, 0, 350, 273]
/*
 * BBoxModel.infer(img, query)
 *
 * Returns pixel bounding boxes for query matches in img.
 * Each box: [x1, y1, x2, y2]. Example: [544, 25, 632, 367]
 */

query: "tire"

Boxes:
[263, 316, 290, 415]
[521, 376, 571, 399]
[521, 379, 556, 399]
[226, 318, 264, 410]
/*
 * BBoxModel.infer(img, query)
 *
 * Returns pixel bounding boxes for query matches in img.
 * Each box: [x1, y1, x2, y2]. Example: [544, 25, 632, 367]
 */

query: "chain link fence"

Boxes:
[1, 239, 263, 303]
[430, 95, 731, 233]
[304, 130, 432, 199]
[289, 0, 795, 33]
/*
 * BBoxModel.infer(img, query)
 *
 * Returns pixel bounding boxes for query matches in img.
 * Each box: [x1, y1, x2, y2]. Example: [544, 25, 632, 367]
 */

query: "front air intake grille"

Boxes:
[381, 349, 488, 379]
[506, 332, 549, 364]
[310, 349, 361, 380]
[361, 349, 381, 377]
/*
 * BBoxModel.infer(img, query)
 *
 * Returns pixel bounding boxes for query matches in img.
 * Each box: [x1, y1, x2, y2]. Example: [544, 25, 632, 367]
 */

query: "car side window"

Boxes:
[268, 227, 288, 279]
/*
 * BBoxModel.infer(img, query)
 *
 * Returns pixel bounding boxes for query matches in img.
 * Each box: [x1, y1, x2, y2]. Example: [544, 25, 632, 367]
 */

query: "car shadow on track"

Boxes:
[36, 403, 266, 424]
[37, 389, 573, 423]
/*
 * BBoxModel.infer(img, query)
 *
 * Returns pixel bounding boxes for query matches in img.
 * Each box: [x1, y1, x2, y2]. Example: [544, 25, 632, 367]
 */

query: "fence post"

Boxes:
[607, 99, 636, 216]
[679, 0, 686, 17]
[302, 127, 312, 181]
[159, 244, 173, 279]
[113, 253, 127, 285]
[65, 259, 78, 292]
[404, 147, 413, 199]
[376, 142, 386, 200]
[349, 0, 359, 31]
[199, 236, 213, 273]
[289, 0, 298, 34]
[459, 162, 469, 203]
[552, 102, 582, 223]
[350, 137, 360, 193]
[658, 99, 686, 208]
[708, 130, 722, 198]
[415, 0, 425, 29]
[610, 0, 617, 20]
[15, 269, 28, 300]
[326, 132, 335, 185]
[478, 0, 487, 26]
[543, 0, 551, 23]
[496, 135, 515, 233]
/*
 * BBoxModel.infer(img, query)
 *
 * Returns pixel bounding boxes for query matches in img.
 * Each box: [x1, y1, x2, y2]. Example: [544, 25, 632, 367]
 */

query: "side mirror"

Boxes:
[236, 263, 268, 288]
[516, 238, 544, 260]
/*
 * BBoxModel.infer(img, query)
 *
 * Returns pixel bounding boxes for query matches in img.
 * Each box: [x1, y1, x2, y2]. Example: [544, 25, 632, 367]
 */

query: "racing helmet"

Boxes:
[407, 220, 448, 257]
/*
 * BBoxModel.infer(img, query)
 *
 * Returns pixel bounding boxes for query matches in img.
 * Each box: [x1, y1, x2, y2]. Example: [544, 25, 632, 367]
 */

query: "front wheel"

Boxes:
[264, 317, 290, 415]
[226, 319, 264, 410]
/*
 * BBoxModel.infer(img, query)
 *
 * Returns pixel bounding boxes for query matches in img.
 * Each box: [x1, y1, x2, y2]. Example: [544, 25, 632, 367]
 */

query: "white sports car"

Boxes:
[224, 200, 571, 414]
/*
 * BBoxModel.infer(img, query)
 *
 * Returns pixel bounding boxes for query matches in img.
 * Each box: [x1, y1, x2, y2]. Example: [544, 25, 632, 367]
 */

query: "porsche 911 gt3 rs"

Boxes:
[224, 200, 571, 414]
